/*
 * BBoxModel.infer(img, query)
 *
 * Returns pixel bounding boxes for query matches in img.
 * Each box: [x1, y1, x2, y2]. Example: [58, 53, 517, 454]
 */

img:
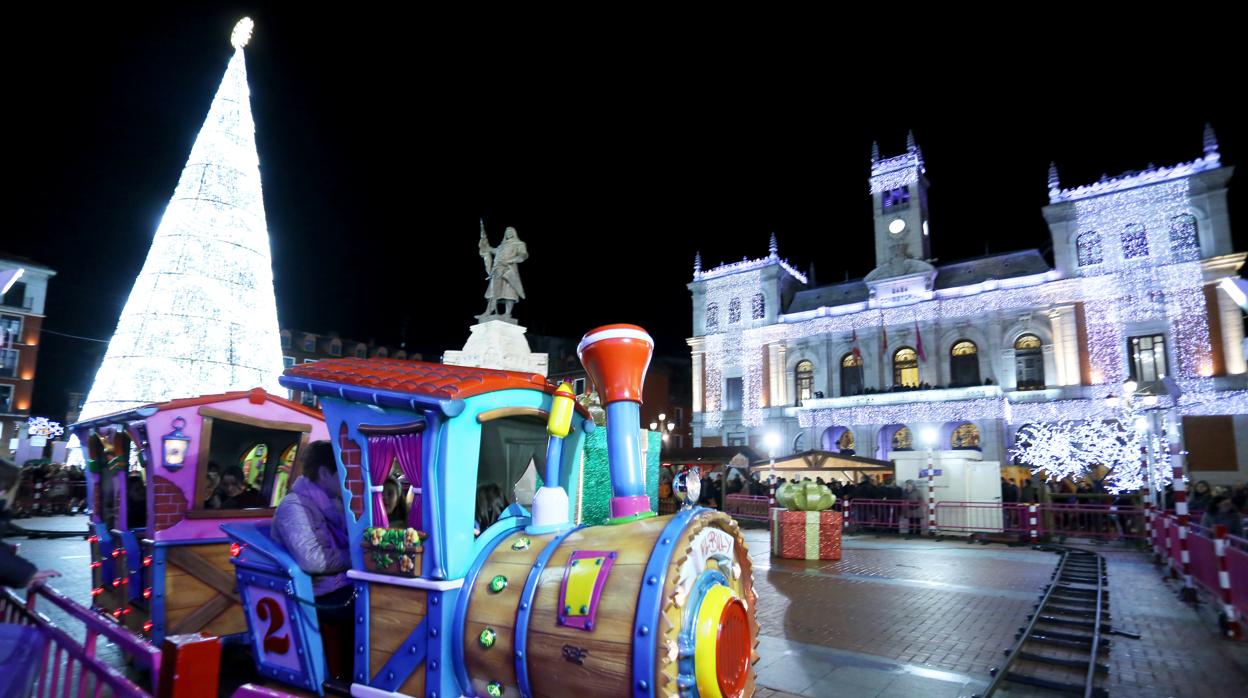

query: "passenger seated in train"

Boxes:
[270, 440, 353, 679]
[126, 472, 147, 529]
[203, 461, 224, 509]
[474, 483, 508, 535]
[382, 476, 408, 525]
[219, 465, 265, 509]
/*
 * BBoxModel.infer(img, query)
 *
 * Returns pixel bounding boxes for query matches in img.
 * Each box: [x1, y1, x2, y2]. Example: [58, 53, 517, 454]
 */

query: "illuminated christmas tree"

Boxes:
[79, 18, 284, 420]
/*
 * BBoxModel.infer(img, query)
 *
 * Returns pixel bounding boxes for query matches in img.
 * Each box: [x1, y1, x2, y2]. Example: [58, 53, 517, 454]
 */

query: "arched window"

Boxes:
[840, 352, 864, 396]
[893, 347, 919, 388]
[949, 339, 980, 387]
[355, 344, 367, 358]
[951, 423, 980, 450]
[795, 360, 815, 405]
[705, 303, 719, 330]
[892, 426, 913, 451]
[1169, 214, 1198, 254]
[1014, 333, 1044, 390]
[837, 429, 855, 452]
[751, 293, 765, 320]
[1121, 223, 1149, 259]
[329, 340, 342, 357]
[728, 298, 742, 324]
[1076, 231, 1103, 266]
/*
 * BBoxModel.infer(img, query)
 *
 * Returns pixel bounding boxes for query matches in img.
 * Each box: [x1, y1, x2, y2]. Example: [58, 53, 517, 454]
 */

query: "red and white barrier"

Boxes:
[1215, 525, 1244, 640]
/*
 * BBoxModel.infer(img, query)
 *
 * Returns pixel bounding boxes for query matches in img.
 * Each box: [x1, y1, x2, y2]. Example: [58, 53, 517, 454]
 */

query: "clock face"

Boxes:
[888, 218, 906, 235]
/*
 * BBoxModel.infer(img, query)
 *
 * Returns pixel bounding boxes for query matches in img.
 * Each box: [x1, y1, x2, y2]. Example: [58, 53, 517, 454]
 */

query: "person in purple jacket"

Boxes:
[1, 457, 60, 589]
[270, 441, 352, 679]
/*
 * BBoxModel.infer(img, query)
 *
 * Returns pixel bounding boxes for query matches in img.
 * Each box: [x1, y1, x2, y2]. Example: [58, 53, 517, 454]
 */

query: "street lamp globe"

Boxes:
[764, 431, 781, 451]
[921, 428, 938, 448]
[1123, 380, 1138, 395]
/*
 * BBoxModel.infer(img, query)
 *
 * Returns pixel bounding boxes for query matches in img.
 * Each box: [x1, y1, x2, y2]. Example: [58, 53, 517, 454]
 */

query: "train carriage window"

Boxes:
[475, 415, 548, 535]
[195, 415, 308, 513]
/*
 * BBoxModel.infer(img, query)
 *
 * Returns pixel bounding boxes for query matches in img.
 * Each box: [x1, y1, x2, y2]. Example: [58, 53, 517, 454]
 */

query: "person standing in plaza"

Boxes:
[1, 457, 61, 589]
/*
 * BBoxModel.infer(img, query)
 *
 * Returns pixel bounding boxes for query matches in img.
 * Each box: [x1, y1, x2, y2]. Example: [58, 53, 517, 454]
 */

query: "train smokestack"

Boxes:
[577, 324, 655, 523]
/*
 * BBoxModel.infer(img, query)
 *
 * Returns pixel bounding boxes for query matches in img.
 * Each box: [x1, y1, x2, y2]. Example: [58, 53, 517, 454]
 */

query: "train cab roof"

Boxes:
[280, 358, 590, 418]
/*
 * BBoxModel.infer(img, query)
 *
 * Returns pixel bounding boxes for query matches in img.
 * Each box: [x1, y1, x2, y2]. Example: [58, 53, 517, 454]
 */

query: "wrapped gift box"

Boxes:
[770, 509, 842, 560]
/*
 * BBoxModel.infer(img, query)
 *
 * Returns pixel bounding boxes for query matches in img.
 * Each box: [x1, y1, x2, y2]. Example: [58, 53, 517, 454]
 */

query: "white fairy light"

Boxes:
[79, 26, 283, 420]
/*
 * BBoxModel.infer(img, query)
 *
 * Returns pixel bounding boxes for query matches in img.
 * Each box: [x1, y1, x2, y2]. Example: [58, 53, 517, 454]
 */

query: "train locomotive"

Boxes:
[223, 324, 760, 698]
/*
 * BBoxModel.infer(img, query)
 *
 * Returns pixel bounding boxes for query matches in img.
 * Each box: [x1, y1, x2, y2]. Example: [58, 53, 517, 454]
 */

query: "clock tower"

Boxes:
[867, 132, 932, 280]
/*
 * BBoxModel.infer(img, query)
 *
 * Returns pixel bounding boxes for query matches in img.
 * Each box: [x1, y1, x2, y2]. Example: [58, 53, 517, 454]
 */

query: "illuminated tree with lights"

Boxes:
[79, 18, 284, 420]
[1011, 418, 1170, 495]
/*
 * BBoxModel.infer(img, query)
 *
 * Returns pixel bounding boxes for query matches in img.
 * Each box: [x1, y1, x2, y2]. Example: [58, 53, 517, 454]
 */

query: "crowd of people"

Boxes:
[2, 461, 88, 517]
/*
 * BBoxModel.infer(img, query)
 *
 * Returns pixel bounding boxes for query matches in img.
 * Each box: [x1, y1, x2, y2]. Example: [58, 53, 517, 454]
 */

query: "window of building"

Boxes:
[283, 356, 296, 369]
[951, 423, 980, 449]
[893, 347, 919, 388]
[1014, 334, 1044, 389]
[301, 392, 318, 408]
[882, 187, 910, 212]
[280, 332, 291, 349]
[1121, 223, 1149, 259]
[705, 303, 719, 331]
[302, 336, 315, 352]
[355, 344, 367, 358]
[1128, 334, 1168, 383]
[1, 314, 23, 343]
[573, 377, 586, 395]
[724, 377, 743, 411]
[1169, 214, 1199, 254]
[892, 426, 913, 451]
[376, 347, 389, 358]
[795, 360, 814, 405]
[0, 384, 12, 412]
[840, 352, 864, 396]
[1076, 231, 1103, 267]
[1, 281, 27, 309]
[751, 294, 765, 320]
[0, 348, 17, 378]
[674, 407, 684, 427]
[949, 339, 980, 387]
[727, 433, 747, 447]
[728, 298, 741, 324]
[329, 341, 342, 357]
[393, 350, 406, 360]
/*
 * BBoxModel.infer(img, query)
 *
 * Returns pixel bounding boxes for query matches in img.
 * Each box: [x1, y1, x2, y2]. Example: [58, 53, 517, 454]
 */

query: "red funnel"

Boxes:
[577, 324, 654, 404]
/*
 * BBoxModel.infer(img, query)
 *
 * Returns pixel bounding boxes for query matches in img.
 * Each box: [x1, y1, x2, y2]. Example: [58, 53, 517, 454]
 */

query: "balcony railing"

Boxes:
[795, 385, 1003, 410]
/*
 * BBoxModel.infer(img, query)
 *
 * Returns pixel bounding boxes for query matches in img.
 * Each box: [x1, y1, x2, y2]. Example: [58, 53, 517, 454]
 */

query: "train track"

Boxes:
[976, 546, 1139, 698]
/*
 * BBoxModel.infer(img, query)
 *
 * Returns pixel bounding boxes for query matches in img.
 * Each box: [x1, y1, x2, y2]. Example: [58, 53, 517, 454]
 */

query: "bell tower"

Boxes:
[868, 132, 932, 279]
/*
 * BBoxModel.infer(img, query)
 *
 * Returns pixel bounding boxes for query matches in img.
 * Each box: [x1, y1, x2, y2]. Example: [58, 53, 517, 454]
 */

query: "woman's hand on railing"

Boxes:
[27, 569, 60, 589]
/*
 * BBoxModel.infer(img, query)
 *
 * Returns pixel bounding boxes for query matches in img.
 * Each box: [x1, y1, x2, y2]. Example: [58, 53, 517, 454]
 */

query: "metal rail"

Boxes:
[975, 546, 1138, 698]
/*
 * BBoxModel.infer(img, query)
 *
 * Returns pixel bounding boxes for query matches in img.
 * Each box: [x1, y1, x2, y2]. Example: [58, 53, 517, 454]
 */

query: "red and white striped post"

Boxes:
[925, 445, 937, 536]
[1169, 422, 1197, 602]
[1145, 503, 1160, 563]
[1028, 504, 1039, 545]
[1163, 515, 1173, 573]
[1214, 524, 1243, 640]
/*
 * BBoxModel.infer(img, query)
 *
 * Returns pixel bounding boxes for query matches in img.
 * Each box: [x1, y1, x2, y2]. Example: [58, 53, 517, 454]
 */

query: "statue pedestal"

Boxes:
[443, 319, 548, 376]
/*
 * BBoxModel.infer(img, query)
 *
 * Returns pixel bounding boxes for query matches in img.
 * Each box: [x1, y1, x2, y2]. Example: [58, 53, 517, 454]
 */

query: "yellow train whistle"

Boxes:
[547, 382, 576, 438]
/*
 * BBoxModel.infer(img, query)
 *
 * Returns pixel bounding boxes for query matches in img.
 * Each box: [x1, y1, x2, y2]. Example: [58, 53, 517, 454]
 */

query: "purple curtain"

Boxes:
[366, 435, 396, 528]
[393, 432, 423, 531]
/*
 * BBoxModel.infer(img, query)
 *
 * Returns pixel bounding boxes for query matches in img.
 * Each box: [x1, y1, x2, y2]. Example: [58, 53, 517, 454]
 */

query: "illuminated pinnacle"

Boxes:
[1047, 162, 1060, 191]
[231, 17, 254, 49]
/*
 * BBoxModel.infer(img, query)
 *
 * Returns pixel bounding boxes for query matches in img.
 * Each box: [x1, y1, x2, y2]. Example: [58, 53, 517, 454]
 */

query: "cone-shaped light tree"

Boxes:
[79, 18, 285, 420]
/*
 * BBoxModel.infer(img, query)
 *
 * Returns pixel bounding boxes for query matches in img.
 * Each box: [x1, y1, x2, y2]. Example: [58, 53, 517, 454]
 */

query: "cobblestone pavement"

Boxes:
[742, 528, 1248, 698]
[8, 517, 1248, 697]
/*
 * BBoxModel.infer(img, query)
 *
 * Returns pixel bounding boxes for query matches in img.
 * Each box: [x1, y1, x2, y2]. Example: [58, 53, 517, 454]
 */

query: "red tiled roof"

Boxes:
[285, 358, 555, 402]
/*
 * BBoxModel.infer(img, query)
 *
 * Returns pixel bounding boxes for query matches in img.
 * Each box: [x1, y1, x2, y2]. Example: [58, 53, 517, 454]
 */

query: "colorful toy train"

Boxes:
[74, 324, 759, 697]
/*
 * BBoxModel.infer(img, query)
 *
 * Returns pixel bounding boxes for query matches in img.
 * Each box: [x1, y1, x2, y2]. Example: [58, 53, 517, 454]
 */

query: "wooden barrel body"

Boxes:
[459, 508, 758, 698]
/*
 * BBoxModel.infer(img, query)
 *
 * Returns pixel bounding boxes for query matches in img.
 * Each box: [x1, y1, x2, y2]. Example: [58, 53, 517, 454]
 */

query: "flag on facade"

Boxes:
[851, 329, 862, 360]
[880, 325, 888, 356]
[915, 320, 926, 361]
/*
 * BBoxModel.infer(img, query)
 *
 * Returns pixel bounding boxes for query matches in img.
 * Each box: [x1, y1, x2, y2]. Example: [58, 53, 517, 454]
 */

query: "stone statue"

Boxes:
[481, 226, 528, 319]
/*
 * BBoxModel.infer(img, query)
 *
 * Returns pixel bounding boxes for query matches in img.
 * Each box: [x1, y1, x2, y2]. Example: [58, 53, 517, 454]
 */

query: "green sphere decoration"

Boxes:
[479, 628, 497, 649]
[486, 681, 503, 697]
[489, 575, 508, 593]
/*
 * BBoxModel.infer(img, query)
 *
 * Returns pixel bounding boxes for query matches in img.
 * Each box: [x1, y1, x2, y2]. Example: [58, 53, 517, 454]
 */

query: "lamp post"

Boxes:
[921, 427, 938, 535]
[764, 431, 781, 508]
[649, 412, 678, 446]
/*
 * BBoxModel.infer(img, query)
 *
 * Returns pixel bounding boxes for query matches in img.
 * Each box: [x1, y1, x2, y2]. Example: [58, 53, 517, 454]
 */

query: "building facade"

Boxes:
[689, 128, 1248, 484]
[1, 254, 56, 450]
[280, 329, 419, 406]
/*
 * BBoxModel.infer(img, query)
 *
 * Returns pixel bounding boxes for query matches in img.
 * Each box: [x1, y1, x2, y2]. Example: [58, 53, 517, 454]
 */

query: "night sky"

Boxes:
[8, 7, 1245, 420]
